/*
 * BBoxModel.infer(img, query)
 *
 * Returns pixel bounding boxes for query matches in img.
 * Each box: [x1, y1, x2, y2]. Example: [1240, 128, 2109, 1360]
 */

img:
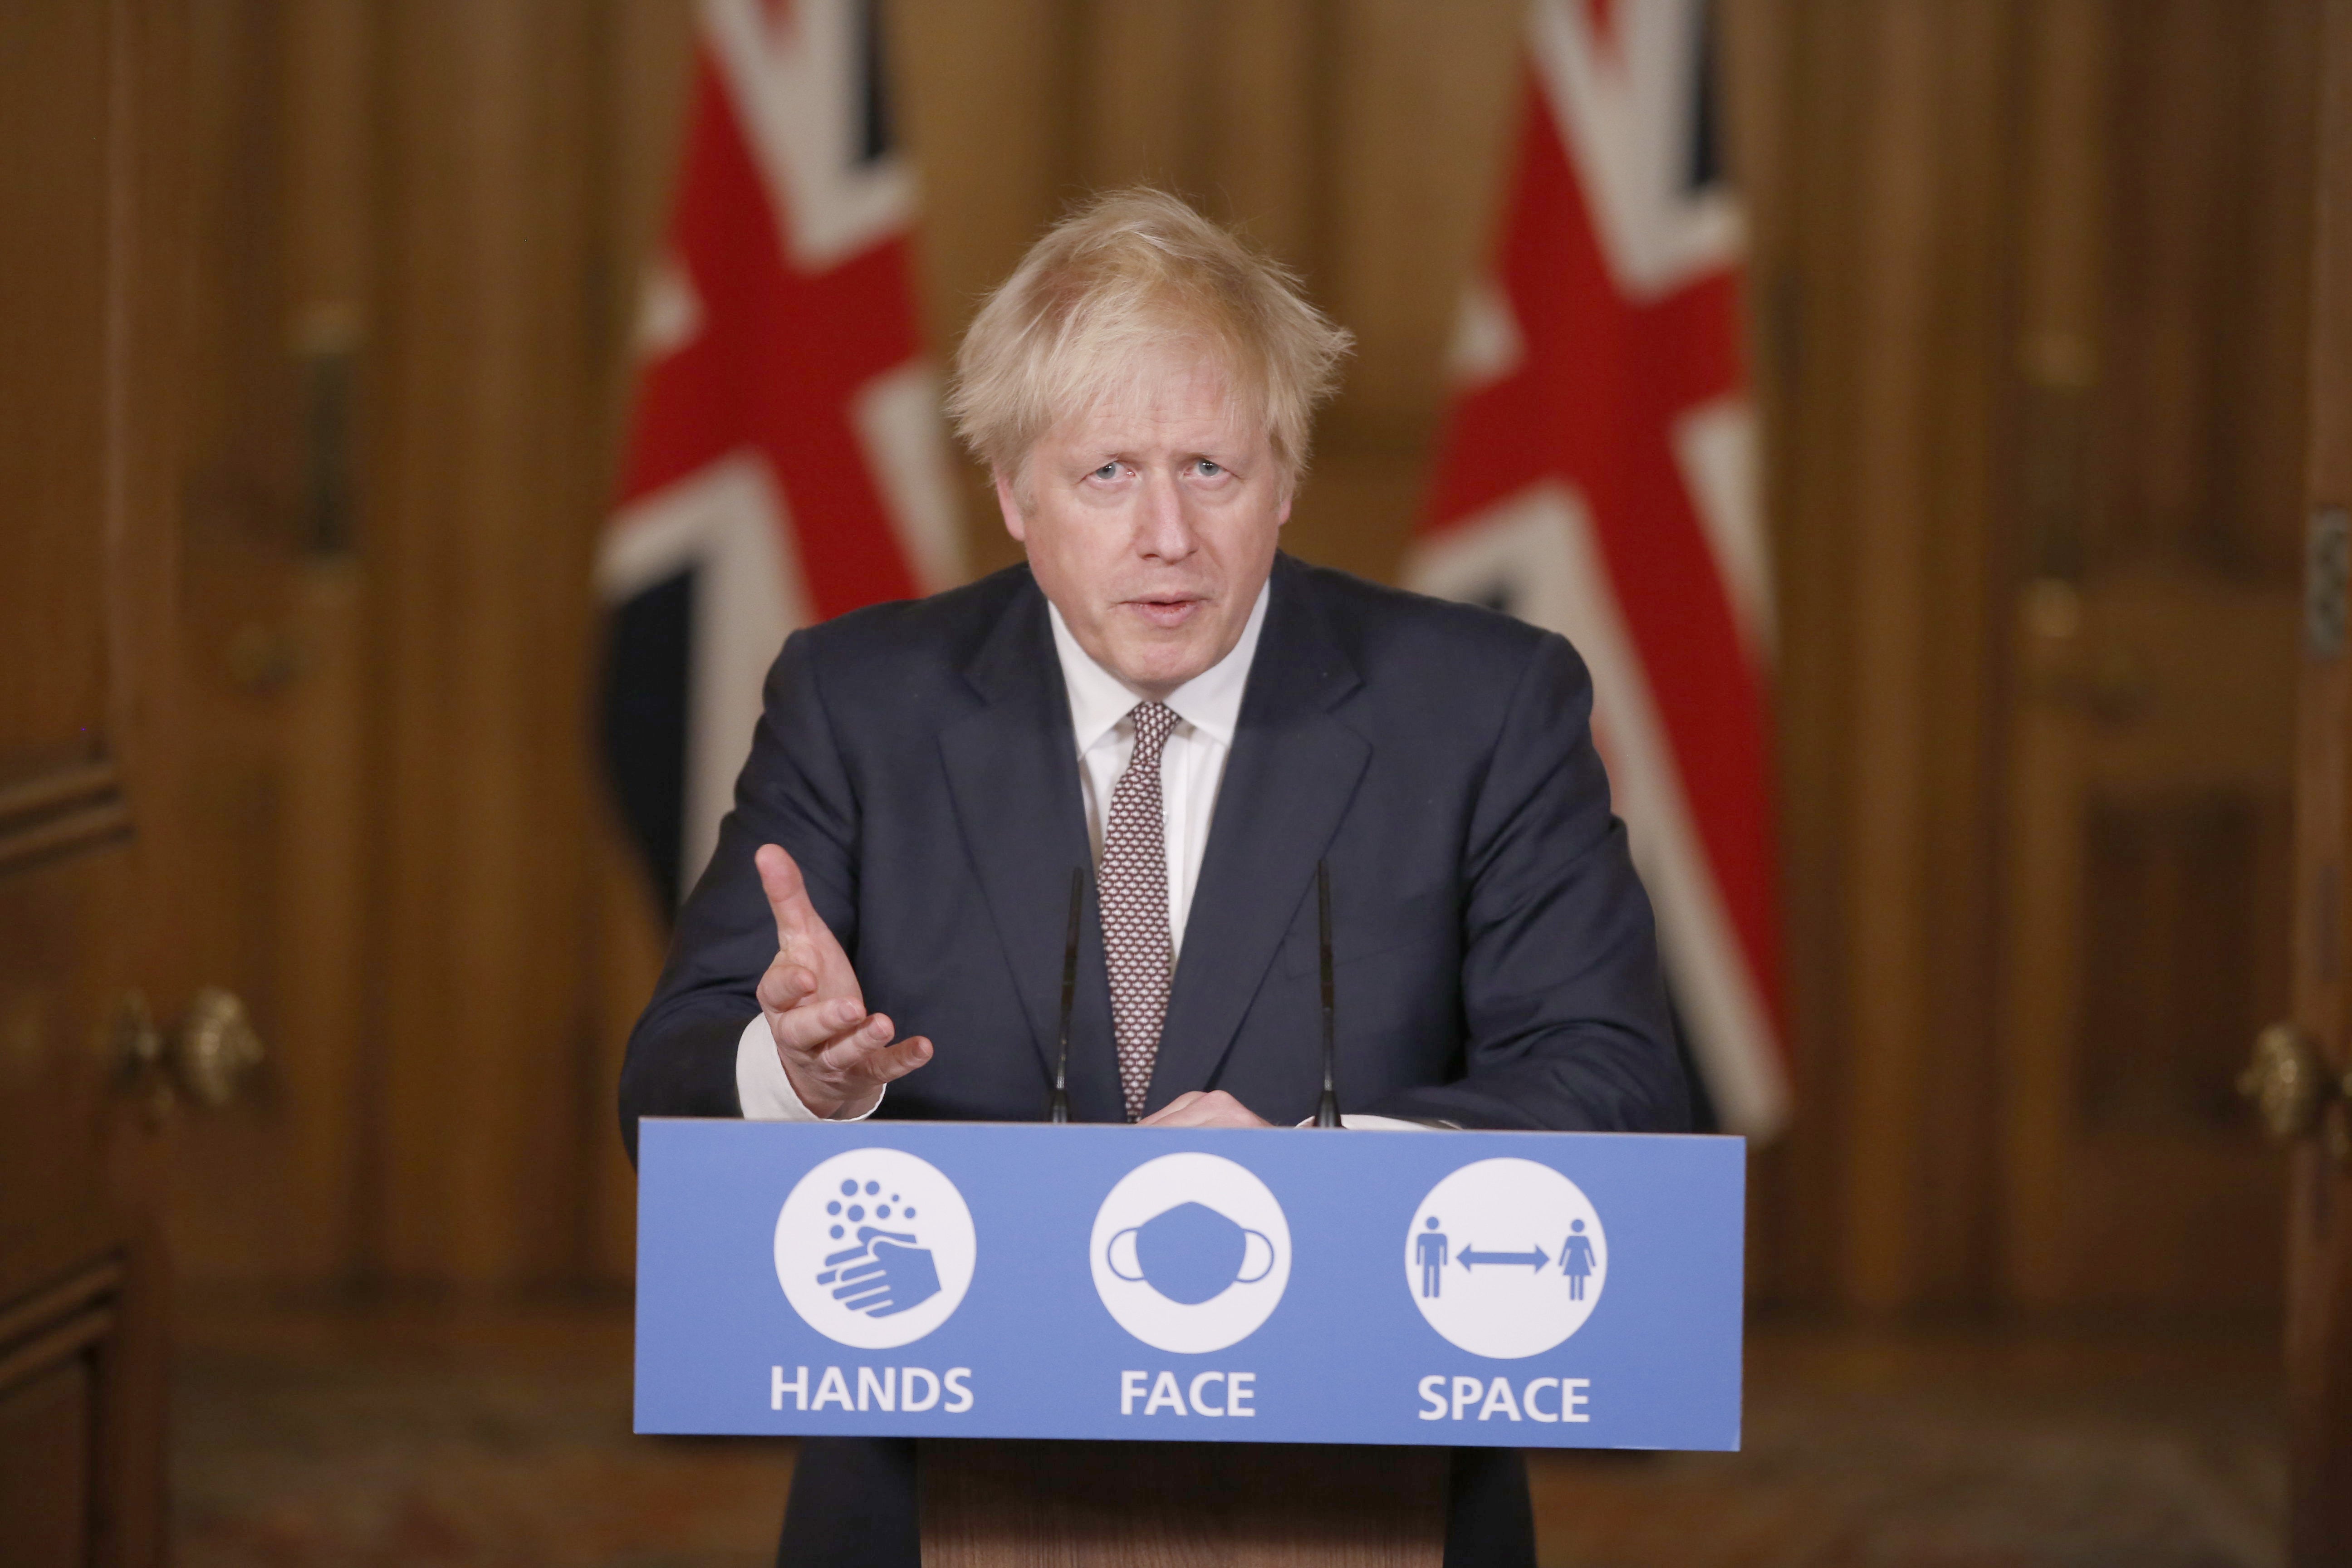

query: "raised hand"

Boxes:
[755, 843, 933, 1117]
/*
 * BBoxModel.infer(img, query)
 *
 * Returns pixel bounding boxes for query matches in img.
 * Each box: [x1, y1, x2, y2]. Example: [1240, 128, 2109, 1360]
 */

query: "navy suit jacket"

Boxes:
[620, 553, 1686, 1149]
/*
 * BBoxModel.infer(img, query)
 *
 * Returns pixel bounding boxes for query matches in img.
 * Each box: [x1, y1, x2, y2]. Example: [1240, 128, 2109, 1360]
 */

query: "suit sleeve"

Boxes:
[1365, 633, 1691, 1133]
[617, 628, 862, 1164]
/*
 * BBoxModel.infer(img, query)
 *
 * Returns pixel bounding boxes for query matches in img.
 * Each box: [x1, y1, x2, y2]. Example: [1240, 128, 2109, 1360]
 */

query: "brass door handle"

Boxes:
[2239, 1022, 2351, 1158]
[109, 987, 266, 1112]
[176, 988, 265, 1106]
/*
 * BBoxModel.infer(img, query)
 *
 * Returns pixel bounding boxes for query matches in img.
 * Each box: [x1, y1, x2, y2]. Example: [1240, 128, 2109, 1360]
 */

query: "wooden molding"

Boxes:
[0, 760, 129, 874]
[0, 1256, 123, 1358]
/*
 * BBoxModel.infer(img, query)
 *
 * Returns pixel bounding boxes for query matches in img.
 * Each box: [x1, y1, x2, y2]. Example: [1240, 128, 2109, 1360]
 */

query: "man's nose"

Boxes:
[1132, 470, 1198, 562]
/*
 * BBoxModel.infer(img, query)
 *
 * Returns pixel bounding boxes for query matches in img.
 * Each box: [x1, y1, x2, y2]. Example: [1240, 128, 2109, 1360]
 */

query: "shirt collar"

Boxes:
[1046, 578, 1271, 752]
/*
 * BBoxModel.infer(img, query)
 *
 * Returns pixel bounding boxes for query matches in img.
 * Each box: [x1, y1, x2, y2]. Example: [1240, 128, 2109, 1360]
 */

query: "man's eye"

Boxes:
[1092, 463, 1122, 482]
[1195, 460, 1224, 478]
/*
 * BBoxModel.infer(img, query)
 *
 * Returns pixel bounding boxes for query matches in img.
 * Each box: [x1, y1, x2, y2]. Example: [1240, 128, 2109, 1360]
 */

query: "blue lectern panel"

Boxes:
[636, 1121, 1743, 1450]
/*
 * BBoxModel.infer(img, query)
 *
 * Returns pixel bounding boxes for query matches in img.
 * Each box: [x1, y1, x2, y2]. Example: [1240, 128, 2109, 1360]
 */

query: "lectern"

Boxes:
[921, 1439, 1448, 1566]
[636, 1121, 1744, 1563]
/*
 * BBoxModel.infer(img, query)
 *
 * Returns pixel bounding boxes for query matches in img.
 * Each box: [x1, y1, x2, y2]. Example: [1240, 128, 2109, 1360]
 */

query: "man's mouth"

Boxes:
[1123, 596, 1205, 630]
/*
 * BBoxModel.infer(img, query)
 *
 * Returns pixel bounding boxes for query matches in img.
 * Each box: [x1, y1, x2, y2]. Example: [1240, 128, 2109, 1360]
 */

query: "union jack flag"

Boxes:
[1411, 0, 1788, 1135]
[599, 0, 958, 908]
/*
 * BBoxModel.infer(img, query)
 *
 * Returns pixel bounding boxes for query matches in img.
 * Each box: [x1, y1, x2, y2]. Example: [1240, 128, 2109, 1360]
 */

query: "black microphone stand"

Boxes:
[1315, 860, 1341, 1127]
[1048, 866, 1084, 1123]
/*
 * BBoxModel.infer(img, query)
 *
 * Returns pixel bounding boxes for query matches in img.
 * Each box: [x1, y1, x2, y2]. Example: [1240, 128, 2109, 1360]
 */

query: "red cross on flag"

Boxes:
[1411, 0, 1788, 1136]
[599, 0, 959, 908]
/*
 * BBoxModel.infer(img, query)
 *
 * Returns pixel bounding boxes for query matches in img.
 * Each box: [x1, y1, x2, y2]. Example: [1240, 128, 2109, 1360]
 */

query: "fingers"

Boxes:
[755, 843, 811, 952]
[756, 844, 858, 1002]
[766, 992, 867, 1054]
[1138, 1090, 1269, 1129]
[1138, 1092, 1206, 1126]
[755, 957, 819, 1016]
[766, 996, 933, 1083]
[818, 1027, 932, 1086]
[808, 1009, 897, 1064]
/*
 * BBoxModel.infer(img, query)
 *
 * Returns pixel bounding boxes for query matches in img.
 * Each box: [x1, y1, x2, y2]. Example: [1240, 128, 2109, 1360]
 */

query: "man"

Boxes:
[621, 189, 1686, 1568]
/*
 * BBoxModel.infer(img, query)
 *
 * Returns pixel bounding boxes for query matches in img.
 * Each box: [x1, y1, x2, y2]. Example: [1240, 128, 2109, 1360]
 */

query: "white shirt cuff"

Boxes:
[734, 1016, 883, 1122]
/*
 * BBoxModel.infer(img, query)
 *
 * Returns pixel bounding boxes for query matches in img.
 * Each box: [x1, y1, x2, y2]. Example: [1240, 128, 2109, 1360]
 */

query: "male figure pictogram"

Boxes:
[1416, 1216, 1449, 1298]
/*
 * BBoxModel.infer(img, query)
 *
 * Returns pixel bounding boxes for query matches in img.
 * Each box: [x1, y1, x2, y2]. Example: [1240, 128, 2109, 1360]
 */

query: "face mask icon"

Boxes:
[1106, 1201, 1277, 1305]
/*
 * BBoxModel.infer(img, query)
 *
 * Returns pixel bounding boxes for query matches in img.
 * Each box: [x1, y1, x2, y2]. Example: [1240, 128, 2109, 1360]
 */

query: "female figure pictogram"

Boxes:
[1560, 1218, 1598, 1302]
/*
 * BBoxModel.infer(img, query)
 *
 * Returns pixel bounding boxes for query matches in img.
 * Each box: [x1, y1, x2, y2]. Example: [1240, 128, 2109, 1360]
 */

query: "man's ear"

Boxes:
[991, 467, 1028, 544]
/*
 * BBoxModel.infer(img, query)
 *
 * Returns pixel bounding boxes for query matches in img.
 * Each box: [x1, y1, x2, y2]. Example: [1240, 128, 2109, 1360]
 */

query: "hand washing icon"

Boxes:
[1090, 1152, 1292, 1353]
[1105, 1201, 1276, 1305]
[815, 1176, 941, 1319]
[775, 1149, 976, 1350]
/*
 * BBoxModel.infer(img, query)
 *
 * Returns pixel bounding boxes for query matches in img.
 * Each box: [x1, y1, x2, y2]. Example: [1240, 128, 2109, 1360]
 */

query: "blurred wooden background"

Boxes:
[156, 0, 2314, 1317]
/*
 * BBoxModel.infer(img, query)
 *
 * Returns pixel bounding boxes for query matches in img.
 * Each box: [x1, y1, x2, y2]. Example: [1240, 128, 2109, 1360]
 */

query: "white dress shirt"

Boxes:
[735, 584, 1269, 1121]
[1049, 583, 1269, 957]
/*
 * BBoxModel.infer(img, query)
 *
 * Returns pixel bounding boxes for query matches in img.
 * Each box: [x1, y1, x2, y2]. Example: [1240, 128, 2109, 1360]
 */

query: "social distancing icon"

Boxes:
[1406, 1158, 1607, 1358]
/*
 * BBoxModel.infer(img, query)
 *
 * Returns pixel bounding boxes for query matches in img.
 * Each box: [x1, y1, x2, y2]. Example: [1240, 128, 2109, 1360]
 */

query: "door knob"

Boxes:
[108, 987, 266, 1112]
[2239, 1022, 2351, 1158]
[176, 987, 265, 1107]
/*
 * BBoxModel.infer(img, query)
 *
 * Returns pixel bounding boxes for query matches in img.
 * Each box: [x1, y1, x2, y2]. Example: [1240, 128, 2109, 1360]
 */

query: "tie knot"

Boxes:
[1128, 701, 1177, 760]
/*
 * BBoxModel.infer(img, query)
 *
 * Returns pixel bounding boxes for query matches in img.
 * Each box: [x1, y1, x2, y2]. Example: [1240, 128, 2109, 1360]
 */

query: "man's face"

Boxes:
[996, 348, 1289, 700]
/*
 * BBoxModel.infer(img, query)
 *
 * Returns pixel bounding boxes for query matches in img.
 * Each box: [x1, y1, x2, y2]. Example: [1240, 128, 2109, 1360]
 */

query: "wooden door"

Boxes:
[2281, 2, 2352, 1558]
[159, 0, 374, 1289]
[1997, 0, 2318, 1310]
[0, 1, 187, 1563]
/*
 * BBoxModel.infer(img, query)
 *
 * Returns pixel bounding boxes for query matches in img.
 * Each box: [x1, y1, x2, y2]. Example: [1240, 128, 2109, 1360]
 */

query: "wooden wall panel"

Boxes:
[1200, 0, 1323, 268]
[1077, 1, 1208, 195]
[0, 0, 187, 1555]
[575, 0, 696, 1291]
[2096, 0, 2314, 579]
[1323, 0, 1522, 451]
[1829, 2, 1944, 1313]
[1995, 0, 2312, 1312]
[2289, 5, 2352, 1549]
[1848, 0, 2012, 1313]
[1302, 0, 1524, 587]
[883, 0, 1067, 582]
[367, 0, 609, 1285]
[1720, 0, 2016, 1311]
[1715, 0, 1808, 1303]
[0, 0, 114, 778]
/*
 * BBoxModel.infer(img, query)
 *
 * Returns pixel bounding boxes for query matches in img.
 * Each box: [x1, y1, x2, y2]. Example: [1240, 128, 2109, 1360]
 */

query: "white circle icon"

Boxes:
[774, 1149, 975, 1349]
[1089, 1153, 1291, 1353]
[1406, 1158, 1607, 1359]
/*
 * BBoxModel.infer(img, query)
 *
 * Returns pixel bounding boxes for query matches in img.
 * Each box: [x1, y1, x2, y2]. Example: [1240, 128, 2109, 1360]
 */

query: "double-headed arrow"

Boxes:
[1455, 1243, 1551, 1272]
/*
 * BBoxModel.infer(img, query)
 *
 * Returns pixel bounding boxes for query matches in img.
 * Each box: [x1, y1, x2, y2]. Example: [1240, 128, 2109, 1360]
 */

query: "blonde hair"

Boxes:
[945, 188, 1353, 490]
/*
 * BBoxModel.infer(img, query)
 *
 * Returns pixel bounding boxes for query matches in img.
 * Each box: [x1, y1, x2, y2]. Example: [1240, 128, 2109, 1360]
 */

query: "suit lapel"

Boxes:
[937, 577, 1114, 1114]
[1149, 557, 1369, 1108]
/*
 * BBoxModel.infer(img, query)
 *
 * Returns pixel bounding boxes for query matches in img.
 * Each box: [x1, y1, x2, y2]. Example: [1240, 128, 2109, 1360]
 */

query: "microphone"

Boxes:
[1315, 860, 1341, 1127]
[1048, 866, 1084, 1123]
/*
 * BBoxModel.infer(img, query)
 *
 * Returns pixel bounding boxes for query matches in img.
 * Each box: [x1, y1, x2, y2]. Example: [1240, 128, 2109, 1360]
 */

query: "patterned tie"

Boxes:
[1101, 701, 1177, 1121]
